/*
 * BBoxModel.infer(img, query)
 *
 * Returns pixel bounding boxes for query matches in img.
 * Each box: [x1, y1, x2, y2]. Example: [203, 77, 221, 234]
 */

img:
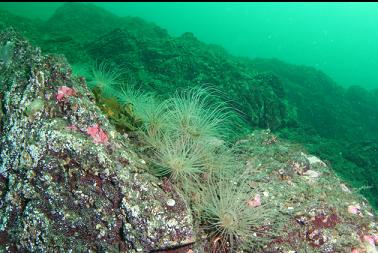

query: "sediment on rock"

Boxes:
[0, 29, 195, 252]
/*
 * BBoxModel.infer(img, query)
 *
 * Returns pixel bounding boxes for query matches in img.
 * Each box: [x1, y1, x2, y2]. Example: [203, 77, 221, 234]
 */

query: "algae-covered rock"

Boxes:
[0, 29, 194, 252]
[232, 130, 378, 253]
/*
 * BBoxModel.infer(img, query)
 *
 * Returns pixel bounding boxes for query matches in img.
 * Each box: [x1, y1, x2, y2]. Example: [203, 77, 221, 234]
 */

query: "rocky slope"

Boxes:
[0, 3, 377, 252]
[0, 29, 194, 252]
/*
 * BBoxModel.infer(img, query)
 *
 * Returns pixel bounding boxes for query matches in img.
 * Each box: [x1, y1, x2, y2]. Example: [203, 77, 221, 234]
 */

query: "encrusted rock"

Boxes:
[0, 29, 194, 252]
[167, 199, 176, 207]
[303, 170, 321, 178]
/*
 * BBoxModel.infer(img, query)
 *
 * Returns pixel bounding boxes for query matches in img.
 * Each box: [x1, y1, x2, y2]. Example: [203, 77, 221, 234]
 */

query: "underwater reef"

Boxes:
[0, 29, 194, 252]
[0, 2, 377, 252]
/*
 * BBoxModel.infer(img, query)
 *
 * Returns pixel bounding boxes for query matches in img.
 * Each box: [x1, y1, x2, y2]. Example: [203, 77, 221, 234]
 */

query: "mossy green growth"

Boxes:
[25, 98, 44, 117]
[0, 40, 15, 67]
[92, 86, 142, 133]
[86, 61, 156, 133]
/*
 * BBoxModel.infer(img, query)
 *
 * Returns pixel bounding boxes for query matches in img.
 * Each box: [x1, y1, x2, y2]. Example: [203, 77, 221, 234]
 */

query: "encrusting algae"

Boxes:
[0, 3, 377, 253]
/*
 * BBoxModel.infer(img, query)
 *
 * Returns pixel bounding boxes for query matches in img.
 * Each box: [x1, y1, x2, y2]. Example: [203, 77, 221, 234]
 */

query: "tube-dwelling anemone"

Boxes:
[200, 178, 277, 251]
[89, 61, 124, 97]
[150, 134, 208, 182]
[164, 87, 233, 142]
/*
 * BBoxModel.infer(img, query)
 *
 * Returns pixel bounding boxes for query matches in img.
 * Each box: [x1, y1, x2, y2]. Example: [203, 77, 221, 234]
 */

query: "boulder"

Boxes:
[0, 29, 194, 252]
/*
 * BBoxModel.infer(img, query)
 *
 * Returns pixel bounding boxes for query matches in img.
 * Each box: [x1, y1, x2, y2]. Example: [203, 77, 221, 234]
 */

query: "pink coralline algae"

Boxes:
[351, 235, 378, 253]
[347, 205, 360, 215]
[56, 86, 75, 102]
[248, 194, 261, 208]
[86, 124, 109, 144]
[363, 235, 376, 246]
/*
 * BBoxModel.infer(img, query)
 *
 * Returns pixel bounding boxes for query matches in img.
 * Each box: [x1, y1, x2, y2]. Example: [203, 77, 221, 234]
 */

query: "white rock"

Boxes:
[340, 183, 351, 193]
[167, 199, 176, 207]
[304, 169, 320, 178]
[306, 155, 327, 167]
[167, 218, 178, 227]
[366, 211, 374, 217]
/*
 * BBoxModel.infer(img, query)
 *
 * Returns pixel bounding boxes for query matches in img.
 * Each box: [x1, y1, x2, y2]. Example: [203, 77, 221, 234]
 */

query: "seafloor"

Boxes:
[0, 3, 377, 253]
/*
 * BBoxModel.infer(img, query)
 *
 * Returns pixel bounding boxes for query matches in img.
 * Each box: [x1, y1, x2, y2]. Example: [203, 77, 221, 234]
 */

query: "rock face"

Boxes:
[0, 29, 194, 252]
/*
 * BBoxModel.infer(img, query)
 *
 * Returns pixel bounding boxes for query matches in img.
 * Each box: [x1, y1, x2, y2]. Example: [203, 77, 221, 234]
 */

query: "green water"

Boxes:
[1, 2, 378, 90]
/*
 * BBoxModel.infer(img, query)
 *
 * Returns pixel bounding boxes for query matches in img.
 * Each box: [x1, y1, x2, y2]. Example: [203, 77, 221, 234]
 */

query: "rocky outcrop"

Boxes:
[0, 5, 377, 252]
[0, 29, 194, 252]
